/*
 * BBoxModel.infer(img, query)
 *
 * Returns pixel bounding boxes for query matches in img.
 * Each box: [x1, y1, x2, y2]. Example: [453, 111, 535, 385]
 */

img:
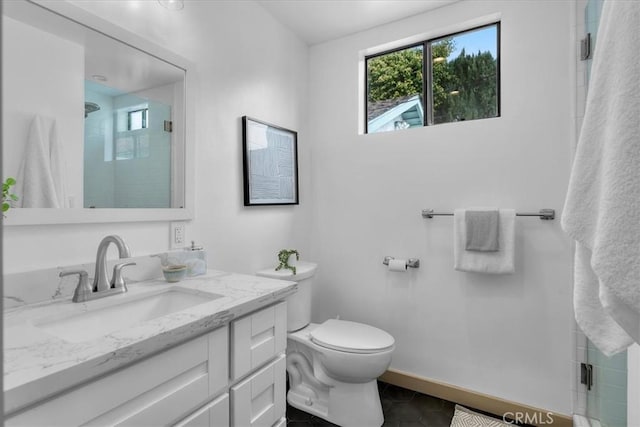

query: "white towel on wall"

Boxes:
[48, 119, 67, 208]
[574, 245, 633, 354]
[561, 0, 640, 355]
[15, 116, 67, 208]
[454, 209, 515, 274]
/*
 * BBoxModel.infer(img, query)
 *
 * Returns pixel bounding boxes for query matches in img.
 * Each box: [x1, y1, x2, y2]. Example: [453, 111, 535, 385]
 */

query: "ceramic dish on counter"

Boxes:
[162, 264, 188, 282]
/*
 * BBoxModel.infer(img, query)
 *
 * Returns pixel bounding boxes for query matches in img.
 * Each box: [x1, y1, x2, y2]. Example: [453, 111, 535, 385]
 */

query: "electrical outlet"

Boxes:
[170, 222, 185, 249]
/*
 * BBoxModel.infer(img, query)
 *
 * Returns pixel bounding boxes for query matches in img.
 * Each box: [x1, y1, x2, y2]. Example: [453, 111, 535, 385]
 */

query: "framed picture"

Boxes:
[242, 116, 299, 206]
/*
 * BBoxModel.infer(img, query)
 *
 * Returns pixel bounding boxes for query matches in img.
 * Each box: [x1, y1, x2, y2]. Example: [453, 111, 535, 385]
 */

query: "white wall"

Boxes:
[307, 0, 574, 414]
[3, 0, 310, 275]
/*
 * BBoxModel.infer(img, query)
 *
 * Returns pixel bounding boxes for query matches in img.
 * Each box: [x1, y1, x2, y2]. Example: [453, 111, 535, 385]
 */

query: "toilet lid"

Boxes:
[310, 319, 395, 354]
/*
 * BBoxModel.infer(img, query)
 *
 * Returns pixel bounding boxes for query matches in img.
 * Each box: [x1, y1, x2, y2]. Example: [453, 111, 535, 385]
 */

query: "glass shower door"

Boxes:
[112, 98, 172, 208]
[84, 81, 173, 209]
[579, 1, 628, 424]
[584, 341, 627, 427]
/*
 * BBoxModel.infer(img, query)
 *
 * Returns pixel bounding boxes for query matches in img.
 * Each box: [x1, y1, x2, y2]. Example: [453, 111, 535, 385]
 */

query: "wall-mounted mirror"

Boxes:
[2, 0, 193, 224]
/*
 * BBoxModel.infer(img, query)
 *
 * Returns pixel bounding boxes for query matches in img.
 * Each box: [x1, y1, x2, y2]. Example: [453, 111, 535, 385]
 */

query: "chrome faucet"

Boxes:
[60, 235, 136, 303]
[93, 235, 132, 292]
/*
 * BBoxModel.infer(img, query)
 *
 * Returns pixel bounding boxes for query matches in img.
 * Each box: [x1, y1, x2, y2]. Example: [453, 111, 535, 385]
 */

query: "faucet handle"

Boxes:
[111, 261, 136, 290]
[60, 270, 91, 303]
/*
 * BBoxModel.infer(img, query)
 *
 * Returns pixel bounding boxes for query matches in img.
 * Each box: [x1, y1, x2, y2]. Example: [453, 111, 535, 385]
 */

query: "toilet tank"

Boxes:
[256, 261, 317, 332]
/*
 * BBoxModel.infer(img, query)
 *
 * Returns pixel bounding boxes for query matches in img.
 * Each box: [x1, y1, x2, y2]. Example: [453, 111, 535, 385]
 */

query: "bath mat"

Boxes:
[450, 404, 511, 427]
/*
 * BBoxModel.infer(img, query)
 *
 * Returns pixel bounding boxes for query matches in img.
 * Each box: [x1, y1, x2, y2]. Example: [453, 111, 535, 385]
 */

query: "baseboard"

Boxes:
[379, 369, 573, 427]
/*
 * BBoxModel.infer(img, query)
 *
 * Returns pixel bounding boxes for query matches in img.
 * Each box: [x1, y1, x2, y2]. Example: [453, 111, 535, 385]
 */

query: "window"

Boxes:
[117, 107, 151, 160]
[366, 23, 500, 134]
[128, 108, 148, 131]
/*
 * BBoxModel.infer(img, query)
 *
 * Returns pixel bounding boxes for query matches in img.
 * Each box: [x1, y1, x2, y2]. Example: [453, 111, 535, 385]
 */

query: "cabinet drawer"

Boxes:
[230, 354, 286, 427]
[6, 327, 228, 427]
[230, 302, 286, 380]
[175, 393, 229, 427]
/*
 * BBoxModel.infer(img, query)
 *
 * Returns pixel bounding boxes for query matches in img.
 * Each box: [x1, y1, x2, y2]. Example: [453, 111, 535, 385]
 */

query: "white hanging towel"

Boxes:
[454, 209, 515, 274]
[48, 119, 67, 208]
[15, 116, 67, 208]
[561, 0, 640, 355]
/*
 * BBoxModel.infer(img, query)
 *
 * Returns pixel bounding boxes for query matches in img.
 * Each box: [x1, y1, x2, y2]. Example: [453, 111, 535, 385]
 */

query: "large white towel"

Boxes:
[15, 116, 67, 208]
[573, 245, 634, 354]
[561, 0, 640, 355]
[454, 209, 515, 274]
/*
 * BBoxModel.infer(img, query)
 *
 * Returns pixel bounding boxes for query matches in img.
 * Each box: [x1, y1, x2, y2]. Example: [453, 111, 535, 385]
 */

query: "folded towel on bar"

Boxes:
[454, 209, 515, 274]
[465, 209, 499, 252]
[561, 0, 640, 355]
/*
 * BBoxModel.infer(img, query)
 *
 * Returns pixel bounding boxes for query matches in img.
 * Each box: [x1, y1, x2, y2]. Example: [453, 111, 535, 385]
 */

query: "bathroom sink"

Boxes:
[33, 288, 222, 343]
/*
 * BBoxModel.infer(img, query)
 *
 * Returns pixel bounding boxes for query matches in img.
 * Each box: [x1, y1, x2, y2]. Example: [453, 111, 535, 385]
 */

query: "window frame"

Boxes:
[364, 22, 501, 134]
[128, 108, 148, 131]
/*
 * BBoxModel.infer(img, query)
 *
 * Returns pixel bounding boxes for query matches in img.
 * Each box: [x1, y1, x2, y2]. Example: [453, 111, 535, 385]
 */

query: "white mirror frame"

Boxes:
[3, 0, 195, 226]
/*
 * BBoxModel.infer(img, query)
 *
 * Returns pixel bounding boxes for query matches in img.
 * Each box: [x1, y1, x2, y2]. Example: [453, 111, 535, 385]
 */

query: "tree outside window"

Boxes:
[366, 23, 499, 133]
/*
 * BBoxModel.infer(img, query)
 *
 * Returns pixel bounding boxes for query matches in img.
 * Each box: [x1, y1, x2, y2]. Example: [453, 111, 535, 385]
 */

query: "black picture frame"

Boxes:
[242, 116, 299, 206]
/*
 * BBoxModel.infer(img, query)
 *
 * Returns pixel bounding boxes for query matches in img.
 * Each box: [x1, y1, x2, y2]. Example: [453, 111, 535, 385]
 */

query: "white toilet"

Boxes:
[256, 261, 394, 427]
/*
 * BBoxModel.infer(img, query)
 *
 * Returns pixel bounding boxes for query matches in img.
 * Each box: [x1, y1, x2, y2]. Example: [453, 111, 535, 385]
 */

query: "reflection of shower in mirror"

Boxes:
[84, 102, 100, 118]
[2, 0, 188, 220]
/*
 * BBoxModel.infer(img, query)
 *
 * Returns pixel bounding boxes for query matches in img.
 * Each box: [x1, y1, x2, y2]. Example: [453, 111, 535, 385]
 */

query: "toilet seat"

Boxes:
[309, 319, 395, 354]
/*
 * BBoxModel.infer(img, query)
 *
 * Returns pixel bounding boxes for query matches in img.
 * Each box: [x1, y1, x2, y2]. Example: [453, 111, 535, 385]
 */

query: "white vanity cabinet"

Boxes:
[5, 301, 288, 427]
[230, 301, 287, 380]
[175, 393, 230, 427]
[230, 302, 287, 427]
[6, 326, 229, 427]
[230, 354, 286, 427]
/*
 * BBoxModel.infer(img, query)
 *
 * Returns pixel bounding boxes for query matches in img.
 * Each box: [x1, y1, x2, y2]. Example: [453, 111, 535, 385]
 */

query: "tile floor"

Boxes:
[286, 381, 456, 426]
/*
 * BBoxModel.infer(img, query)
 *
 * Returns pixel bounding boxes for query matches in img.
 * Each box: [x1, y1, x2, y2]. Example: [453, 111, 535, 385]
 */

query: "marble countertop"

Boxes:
[4, 270, 297, 415]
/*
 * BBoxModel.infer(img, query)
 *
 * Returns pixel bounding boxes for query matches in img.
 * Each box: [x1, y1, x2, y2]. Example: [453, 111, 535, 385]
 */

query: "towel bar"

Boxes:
[421, 209, 555, 220]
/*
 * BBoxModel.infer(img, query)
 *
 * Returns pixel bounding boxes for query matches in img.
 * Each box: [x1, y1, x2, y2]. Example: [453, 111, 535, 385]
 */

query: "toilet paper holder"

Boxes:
[383, 256, 420, 268]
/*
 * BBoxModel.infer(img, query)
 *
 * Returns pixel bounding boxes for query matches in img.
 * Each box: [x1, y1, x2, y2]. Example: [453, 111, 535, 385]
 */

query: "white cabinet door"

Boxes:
[175, 393, 229, 427]
[230, 354, 286, 427]
[6, 327, 228, 427]
[231, 302, 286, 381]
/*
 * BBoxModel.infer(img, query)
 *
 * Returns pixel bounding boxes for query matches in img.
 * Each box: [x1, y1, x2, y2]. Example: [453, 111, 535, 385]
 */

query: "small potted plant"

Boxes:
[2, 177, 18, 217]
[275, 249, 299, 275]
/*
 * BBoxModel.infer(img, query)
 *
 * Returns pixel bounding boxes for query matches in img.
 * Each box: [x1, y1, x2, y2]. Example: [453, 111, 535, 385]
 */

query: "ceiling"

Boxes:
[5, 0, 184, 94]
[257, 0, 460, 45]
